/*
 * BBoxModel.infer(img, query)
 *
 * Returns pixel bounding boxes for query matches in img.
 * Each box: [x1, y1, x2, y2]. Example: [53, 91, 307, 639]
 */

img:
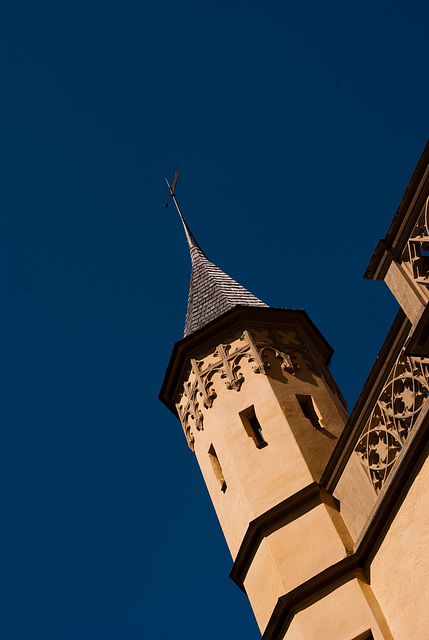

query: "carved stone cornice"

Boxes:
[159, 308, 334, 451]
[175, 325, 316, 450]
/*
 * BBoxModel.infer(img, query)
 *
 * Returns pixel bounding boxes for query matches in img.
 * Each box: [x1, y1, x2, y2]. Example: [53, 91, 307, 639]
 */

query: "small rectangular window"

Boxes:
[296, 395, 322, 429]
[240, 406, 268, 448]
[208, 444, 227, 492]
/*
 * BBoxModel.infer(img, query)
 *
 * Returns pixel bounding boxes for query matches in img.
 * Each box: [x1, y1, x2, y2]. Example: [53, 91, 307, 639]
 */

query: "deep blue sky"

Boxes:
[0, 1, 427, 638]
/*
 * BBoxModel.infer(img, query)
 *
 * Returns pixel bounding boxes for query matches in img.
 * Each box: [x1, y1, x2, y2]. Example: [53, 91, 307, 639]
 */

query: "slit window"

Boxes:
[296, 395, 322, 429]
[208, 444, 227, 492]
[240, 406, 268, 448]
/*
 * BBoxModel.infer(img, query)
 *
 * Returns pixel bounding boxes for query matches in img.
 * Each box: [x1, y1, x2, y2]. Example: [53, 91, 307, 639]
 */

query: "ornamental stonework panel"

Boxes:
[403, 194, 429, 291]
[355, 350, 429, 494]
[175, 326, 317, 450]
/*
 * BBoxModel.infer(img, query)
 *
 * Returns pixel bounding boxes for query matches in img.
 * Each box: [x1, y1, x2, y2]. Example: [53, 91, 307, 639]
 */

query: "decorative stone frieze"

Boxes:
[175, 326, 316, 450]
[355, 347, 429, 493]
[403, 194, 429, 289]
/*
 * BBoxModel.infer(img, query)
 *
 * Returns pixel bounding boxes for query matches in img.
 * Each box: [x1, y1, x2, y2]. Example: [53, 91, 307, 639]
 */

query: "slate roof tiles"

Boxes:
[184, 243, 268, 337]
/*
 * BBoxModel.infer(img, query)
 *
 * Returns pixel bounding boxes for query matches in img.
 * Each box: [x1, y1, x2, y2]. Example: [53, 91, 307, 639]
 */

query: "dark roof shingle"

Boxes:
[184, 244, 267, 337]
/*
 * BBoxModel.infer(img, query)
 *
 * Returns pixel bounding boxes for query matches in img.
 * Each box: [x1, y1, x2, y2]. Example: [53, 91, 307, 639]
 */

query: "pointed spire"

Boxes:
[165, 167, 268, 337]
[184, 243, 268, 337]
[177, 205, 198, 250]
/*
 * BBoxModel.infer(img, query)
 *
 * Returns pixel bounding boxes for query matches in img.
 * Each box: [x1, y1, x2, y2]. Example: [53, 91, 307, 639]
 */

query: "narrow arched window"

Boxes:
[208, 444, 227, 492]
[296, 395, 322, 429]
[240, 406, 268, 448]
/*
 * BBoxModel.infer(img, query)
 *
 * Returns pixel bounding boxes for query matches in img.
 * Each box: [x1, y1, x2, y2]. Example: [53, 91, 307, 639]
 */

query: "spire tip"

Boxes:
[165, 166, 199, 251]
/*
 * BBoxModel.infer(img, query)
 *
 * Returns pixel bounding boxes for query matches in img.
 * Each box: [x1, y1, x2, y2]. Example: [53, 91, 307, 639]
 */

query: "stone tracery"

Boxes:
[175, 326, 316, 450]
[403, 194, 429, 288]
[355, 349, 429, 493]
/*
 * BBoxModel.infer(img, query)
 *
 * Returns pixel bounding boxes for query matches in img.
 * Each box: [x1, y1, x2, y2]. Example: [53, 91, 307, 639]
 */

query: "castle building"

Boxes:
[159, 140, 429, 640]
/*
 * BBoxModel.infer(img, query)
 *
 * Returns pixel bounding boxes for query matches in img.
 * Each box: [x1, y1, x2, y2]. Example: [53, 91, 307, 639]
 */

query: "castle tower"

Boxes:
[159, 190, 395, 640]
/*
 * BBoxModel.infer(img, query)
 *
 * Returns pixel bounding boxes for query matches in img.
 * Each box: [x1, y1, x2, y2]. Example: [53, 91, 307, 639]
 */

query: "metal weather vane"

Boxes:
[164, 164, 179, 208]
[164, 165, 198, 249]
